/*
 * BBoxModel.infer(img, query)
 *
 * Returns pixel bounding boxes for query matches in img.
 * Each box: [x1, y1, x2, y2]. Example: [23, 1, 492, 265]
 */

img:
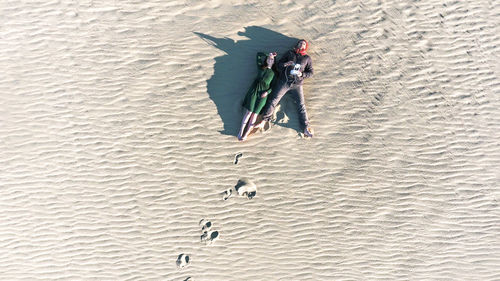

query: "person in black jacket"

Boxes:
[255, 39, 314, 137]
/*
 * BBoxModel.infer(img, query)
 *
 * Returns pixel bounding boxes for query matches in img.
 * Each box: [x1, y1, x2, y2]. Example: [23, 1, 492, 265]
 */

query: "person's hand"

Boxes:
[283, 61, 294, 67]
[260, 91, 268, 98]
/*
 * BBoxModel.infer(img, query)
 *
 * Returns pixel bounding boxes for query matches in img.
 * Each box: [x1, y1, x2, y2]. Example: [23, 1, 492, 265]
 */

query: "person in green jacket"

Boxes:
[238, 52, 277, 141]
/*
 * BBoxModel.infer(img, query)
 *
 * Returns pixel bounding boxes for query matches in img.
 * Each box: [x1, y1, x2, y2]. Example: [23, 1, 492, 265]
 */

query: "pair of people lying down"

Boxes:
[238, 39, 314, 141]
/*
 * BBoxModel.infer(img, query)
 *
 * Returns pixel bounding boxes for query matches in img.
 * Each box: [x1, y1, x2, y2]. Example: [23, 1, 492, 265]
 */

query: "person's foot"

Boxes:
[304, 126, 314, 138]
[254, 120, 266, 129]
[262, 121, 272, 131]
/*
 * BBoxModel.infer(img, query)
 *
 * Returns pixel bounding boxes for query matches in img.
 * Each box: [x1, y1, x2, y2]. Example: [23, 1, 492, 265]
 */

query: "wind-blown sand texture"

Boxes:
[1, 0, 499, 280]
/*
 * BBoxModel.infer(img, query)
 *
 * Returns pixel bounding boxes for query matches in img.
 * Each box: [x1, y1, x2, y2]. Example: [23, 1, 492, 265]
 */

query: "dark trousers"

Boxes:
[261, 79, 309, 129]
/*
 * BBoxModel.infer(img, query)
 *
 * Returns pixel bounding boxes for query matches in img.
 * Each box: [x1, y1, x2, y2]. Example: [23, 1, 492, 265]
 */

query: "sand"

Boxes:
[1, 0, 499, 280]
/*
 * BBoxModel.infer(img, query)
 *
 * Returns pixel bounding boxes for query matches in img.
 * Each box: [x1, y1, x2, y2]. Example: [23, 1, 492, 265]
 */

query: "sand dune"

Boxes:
[1, 0, 499, 280]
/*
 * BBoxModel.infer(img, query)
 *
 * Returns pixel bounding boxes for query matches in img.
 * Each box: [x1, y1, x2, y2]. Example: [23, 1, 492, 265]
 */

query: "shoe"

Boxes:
[304, 126, 314, 138]
[254, 120, 266, 129]
[262, 121, 272, 131]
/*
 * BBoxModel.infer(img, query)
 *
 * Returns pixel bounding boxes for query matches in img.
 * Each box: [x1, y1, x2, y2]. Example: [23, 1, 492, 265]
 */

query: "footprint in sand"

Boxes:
[201, 230, 219, 245]
[199, 219, 219, 245]
[199, 219, 212, 232]
[200, 229, 219, 244]
[222, 188, 233, 200]
[235, 178, 257, 199]
[234, 152, 243, 164]
[176, 253, 190, 269]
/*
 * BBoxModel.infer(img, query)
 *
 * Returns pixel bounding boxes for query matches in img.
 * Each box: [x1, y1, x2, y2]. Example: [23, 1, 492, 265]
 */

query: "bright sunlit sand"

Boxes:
[1, 0, 499, 280]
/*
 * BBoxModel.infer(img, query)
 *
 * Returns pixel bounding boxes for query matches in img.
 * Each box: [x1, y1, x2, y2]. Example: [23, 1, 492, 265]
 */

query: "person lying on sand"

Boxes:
[237, 52, 277, 141]
[255, 39, 314, 137]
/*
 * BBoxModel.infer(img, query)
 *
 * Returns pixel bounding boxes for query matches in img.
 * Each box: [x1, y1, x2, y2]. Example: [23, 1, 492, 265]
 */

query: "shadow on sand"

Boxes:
[195, 26, 299, 136]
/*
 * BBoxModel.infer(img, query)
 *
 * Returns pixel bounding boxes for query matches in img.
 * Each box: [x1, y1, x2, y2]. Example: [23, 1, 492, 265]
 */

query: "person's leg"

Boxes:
[256, 79, 290, 126]
[238, 109, 252, 140]
[290, 85, 311, 131]
[241, 113, 259, 140]
[248, 112, 258, 127]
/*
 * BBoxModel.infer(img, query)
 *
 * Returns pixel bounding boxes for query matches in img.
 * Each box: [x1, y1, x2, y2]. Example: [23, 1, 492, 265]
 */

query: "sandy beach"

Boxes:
[1, 0, 499, 280]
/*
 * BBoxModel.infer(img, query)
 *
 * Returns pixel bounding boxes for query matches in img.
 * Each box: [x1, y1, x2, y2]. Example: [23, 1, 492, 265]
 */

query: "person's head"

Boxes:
[262, 52, 277, 69]
[295, 39, 308, 55]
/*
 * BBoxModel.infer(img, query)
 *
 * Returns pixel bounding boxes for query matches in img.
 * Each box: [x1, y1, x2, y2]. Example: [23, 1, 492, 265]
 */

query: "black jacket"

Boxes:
[276, 50, 313, 85]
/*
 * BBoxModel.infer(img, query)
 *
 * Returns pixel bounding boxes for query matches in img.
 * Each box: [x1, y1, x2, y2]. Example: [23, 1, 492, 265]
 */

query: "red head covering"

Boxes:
[295, 39, 308, 56]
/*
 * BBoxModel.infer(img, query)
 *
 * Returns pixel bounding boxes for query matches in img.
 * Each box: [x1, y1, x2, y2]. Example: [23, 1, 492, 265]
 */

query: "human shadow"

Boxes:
[194, 26, 299, 136]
